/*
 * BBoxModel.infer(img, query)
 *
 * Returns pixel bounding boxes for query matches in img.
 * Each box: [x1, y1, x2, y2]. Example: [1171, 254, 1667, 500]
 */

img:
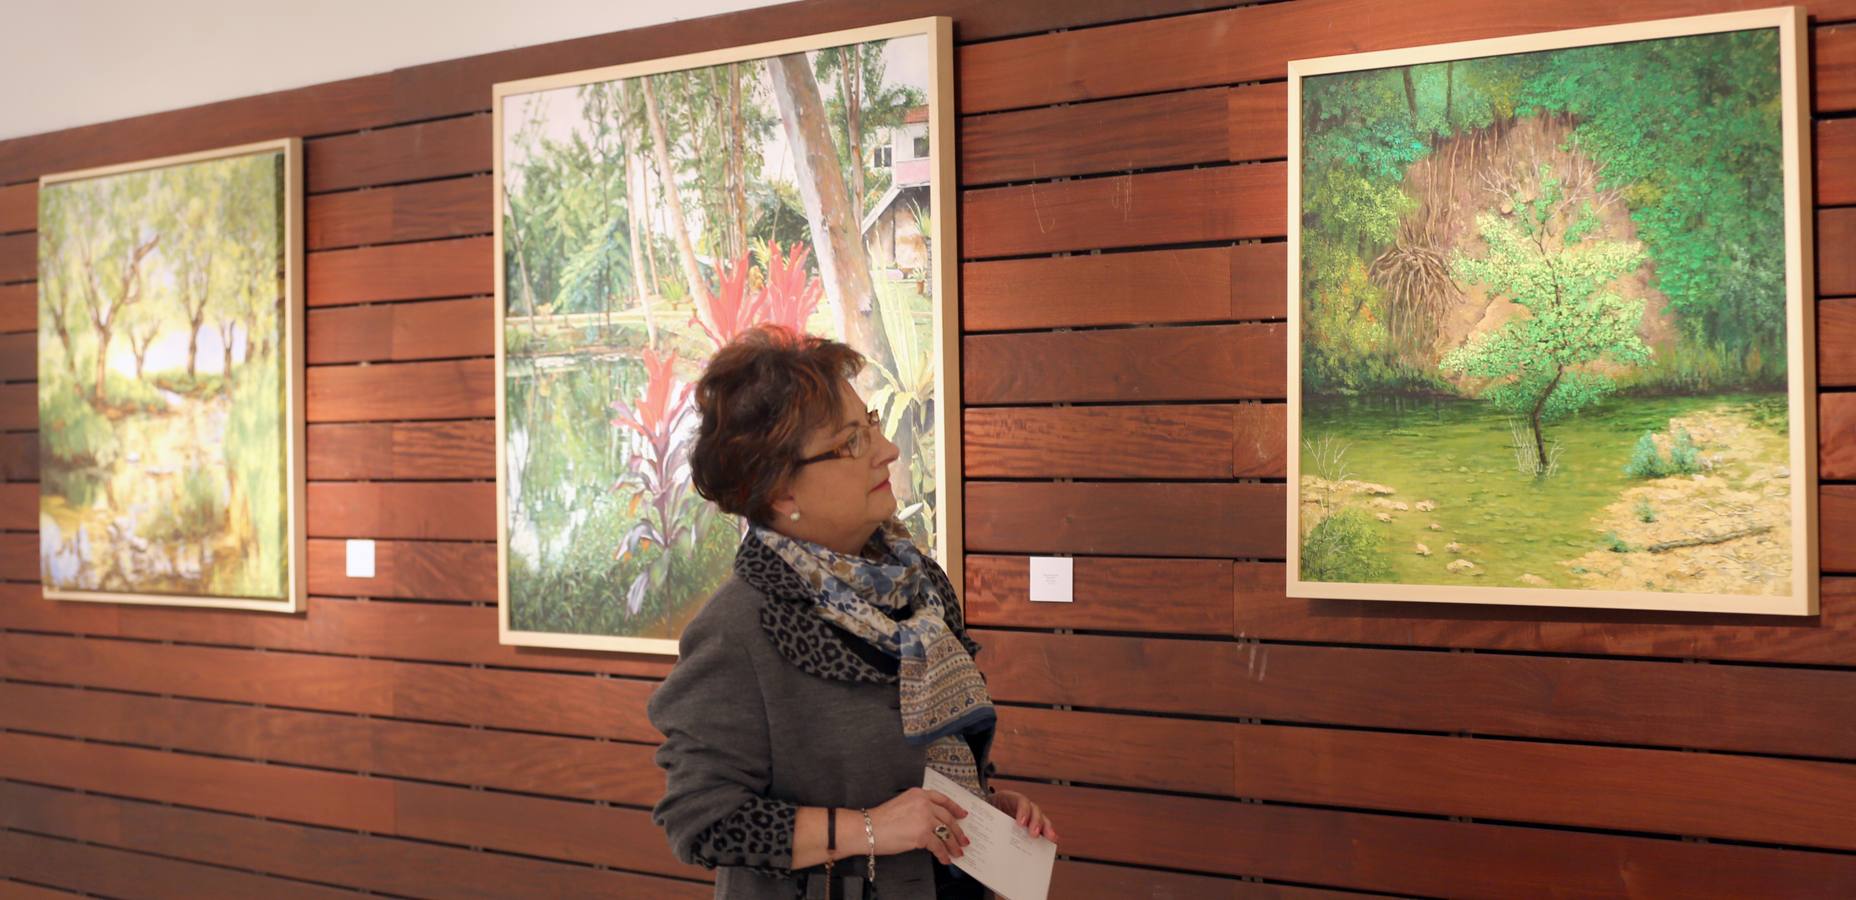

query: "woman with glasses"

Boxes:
[648, 325, 1058, 900]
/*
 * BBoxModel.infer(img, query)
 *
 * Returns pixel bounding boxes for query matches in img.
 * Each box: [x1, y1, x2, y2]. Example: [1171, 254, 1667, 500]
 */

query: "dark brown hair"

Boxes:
[690, 325, 865, 524]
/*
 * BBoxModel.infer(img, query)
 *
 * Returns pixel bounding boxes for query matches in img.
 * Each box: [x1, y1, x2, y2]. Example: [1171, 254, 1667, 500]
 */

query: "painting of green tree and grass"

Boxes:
[37, 139, 303, 611]
[1287, 10, 1816, 614]
[494, 19, 956, 651]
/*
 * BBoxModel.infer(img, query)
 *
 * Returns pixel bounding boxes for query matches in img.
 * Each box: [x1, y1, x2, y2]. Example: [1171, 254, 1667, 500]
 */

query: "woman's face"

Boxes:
[769, 380, 900, 553]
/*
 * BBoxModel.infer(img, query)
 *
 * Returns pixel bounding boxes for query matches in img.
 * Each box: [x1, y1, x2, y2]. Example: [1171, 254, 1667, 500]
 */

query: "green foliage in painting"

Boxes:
[1635, 498, 1657, 523]
[1301, 28, 1790, 398]
[1623, 431, 1670, 480]
[1521, 30, 1786, 386]
[1440, 171, 1649, 474]
[1668, 426, 1701, 475]
[1623, 423, 1702, 481]
[1300, 508, 1392, 583]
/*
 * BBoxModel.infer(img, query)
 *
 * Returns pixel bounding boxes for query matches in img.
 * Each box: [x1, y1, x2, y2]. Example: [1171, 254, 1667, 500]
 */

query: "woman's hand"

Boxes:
[987, 789, 1060, 843]
[867, 788, 970, 864]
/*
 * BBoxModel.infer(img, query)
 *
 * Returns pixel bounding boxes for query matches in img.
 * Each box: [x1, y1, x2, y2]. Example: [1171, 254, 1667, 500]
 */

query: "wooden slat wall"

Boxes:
[3, 1, 1855, 897]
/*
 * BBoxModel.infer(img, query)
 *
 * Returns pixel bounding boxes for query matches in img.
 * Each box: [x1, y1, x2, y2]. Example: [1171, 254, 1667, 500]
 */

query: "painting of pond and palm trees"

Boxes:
[37, 139, 303, 612]
[495, 19, 956, 651]
[1287, 10, 1817, 614]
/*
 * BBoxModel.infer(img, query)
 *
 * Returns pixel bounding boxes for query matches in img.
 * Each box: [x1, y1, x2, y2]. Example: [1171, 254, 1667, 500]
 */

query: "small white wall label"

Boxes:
[345, 539, 376, 579]
[1028, 557, 1073, 603]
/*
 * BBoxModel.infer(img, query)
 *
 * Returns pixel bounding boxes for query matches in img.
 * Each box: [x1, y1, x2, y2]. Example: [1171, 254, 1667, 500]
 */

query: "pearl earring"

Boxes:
[789, 511, 801, 522]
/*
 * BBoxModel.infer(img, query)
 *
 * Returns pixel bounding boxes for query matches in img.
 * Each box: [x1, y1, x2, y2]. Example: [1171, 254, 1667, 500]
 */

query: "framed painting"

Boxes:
[1287, 7, 1816, 614]
[37, 138, 305, 612]
[494, 18, 959, 652]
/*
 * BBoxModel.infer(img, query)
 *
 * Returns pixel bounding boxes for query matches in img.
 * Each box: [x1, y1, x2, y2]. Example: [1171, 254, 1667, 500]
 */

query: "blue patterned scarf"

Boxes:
[750, 520, 995, 794]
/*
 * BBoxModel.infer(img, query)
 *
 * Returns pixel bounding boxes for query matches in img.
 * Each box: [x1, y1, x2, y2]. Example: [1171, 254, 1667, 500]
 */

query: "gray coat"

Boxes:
[648, 574, 994, 900]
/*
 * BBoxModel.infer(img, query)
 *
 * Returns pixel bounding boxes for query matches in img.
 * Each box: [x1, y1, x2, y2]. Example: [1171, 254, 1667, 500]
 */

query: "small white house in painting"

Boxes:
[862, 106, 931, 283]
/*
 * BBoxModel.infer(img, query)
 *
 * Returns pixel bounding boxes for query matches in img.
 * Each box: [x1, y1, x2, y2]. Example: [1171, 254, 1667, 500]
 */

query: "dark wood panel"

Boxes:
[1049, 860, 1355, 900]
[1239, 564, 1856, 665]
[965, 555, 1233, 634]
[0, 683, 663, 805]
[306, 296, 492, 363]
[966, 481, 1285, 557]
[0, 483, 33, 530]
[963, 243, 1285, 332]
[1827, 391, 1856, 479]
[306, 419, 493, 480]
[306, 175, 491, 250]
[0, 183, 34, 234]
[1230, 723, 1856, 852]
[1233, 402, 1288, 477]
[306, 237, 491, 307]
[960, 88, 1230, 185]
[1826, 483, 1856, 571]
[0, 632, 659, 741]
[0, 432, 35, 481]
[1826, 297, 1856, 387]
[0, 733, 684, 877]
[0, 583, 673, 678]
[304, 538, 497, 601]
[964, 402, 1287, 479]
[0, 782, 714, 899]
[0, 530, 34, 580]
[305, 115, 491, 193]
[975, 629, 1856, 757]
[1824, 25, 1856, 112]
[0, 384, 33, 432]
[308, 481, 494, 540]
[994, 705, 1232, 794]
[0, 331, 33, 381]
[962, 163, 1285, 258]
[965, 323, 1285, 404]
[1823, 207, 1856, 297]
[0, 731, 394, 832]
[1229, 82, 1290, 163]
[998, 777, 1856, 897]
[0, 881, 86, 900]
[960, 82, 1292, 187]
[958, 0, 1856, 114]
[1822, 118, 1855, 207]
[0, 832, 359, 900]
[965, 404, 1236, 478]
[305, 358, 493, 421]
[0, 232, 32, 283]
[995, 706, 1856, 851]
[0, 284, 32, 332]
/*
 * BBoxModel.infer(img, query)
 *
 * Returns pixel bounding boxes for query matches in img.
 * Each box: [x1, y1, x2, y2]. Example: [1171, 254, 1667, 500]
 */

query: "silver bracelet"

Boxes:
[859, 807, 876, 882]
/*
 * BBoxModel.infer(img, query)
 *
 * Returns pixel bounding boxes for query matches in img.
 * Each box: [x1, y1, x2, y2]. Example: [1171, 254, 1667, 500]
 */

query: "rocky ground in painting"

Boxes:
[1564, 406, 1793, 595]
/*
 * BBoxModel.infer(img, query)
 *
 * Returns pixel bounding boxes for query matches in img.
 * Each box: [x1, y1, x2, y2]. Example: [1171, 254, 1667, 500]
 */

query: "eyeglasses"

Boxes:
[796, 409, 882, 466]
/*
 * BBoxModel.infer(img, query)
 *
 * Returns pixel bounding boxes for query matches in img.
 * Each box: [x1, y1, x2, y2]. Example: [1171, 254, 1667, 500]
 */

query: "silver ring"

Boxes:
[933, 824, 952, 841]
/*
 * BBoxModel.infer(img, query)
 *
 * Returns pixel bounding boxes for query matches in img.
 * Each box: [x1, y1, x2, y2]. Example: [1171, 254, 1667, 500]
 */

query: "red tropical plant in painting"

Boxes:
[609, 347, 703, 613]
[690, 241, 825, 349]
[757, 241, 824, 334]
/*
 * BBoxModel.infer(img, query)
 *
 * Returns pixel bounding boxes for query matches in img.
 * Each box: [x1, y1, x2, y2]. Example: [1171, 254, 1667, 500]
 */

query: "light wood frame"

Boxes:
[1285, 7, 1817, 615]
[37, 138, 307, 613]
[494, 17, 960, 653]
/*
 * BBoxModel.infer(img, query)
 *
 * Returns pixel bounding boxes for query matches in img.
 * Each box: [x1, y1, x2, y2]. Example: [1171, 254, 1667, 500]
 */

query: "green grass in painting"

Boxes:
[1300, 393, 1786, 590]
[1300, 508, 1392, 583]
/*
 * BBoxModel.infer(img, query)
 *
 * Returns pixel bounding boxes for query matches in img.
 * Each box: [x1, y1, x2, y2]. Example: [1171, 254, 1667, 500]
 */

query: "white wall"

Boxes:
[0, 0, 788, 141]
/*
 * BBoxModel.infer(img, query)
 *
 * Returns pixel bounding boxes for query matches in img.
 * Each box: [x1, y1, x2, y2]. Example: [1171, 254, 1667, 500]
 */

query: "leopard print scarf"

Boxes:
[746, 521, 994, 795]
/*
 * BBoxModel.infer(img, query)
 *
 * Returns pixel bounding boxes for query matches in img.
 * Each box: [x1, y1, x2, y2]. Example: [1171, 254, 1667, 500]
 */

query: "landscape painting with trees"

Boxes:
[494, 20, 955, 651]
[1287, 10, 1816, 614]
[37, 140, 303, 611]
